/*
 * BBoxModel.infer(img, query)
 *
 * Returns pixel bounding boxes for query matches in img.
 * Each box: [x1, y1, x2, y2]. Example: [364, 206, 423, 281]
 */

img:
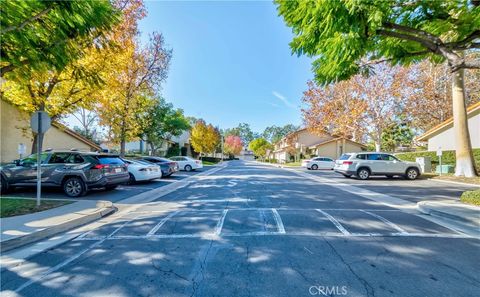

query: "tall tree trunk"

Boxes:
[31, 132, 38, 154]
[451, 68, 478, 177]
[120, 139, 126, 157]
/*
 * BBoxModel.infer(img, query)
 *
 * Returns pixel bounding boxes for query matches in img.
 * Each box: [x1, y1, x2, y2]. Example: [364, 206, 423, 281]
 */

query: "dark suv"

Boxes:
[0, 150, 129, 197]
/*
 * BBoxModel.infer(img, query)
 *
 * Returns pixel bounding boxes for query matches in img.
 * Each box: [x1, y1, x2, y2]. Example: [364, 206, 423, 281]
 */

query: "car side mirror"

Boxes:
[13, 159, 20, 165]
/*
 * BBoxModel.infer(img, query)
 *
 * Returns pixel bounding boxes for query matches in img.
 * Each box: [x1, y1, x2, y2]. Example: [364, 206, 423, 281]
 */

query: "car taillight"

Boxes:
[93, 164, 109, 169]
[195, 161, 200, 164]
[343, 161, 353, 165]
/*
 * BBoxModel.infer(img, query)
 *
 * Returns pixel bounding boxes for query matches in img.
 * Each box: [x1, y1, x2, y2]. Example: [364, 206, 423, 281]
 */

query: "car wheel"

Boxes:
[405, 168, 419, 180]
[357, 168, 370, 180]
[185, 165, 192, 172]
[63, 177, 86, 197]
[128, 173, 136, 185]
[105, 185, 118, 191]
[342, 174, 352, 178]
[311, 164, 318, 170]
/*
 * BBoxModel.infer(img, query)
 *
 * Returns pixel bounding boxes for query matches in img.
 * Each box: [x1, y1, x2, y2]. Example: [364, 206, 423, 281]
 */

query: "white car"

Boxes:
[301, 157, 335, 170]
[169, 156, 203, 171]
[122, 159, 162, 184]
[334, 152, 421, 180]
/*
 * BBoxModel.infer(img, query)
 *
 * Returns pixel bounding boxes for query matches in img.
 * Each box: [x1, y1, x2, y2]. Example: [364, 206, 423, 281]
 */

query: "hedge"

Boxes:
[460, 190, 480, 206]
[395, 149, 480, 172]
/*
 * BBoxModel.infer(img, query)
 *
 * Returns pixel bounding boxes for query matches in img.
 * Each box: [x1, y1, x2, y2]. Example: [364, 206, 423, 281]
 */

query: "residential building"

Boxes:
[1, 100, 101, 163]
[271, 128, 366, 163]
[417, 101, 480, 151]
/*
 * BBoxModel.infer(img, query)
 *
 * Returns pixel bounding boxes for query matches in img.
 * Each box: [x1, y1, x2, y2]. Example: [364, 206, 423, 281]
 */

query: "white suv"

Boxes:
[334, 152, 421, 180]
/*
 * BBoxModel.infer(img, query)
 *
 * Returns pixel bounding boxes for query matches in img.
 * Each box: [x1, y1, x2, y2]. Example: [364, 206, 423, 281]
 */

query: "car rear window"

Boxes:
[338, 154, 351, 160]
[97, 156, 125, 165]
[356, 154, 367, 160]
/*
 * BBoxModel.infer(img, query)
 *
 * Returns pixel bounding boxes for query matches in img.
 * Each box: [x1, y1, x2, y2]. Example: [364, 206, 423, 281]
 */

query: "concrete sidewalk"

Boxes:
[0, 200, 114, 253]
[417, 200, 480, 233]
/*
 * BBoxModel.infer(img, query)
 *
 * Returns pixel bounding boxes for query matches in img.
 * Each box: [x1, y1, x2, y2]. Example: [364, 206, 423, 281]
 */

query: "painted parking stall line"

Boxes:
[215, 209, 228, 235]
[316, 209, 351, 235]
[271, 208, 286, 234]
[146, 211, 180, 236]
[360, 210, 409, 235]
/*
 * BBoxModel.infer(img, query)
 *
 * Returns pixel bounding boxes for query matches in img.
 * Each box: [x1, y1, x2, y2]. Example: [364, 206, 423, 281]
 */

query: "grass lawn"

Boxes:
[460, 190, 480, 206]
[202, 160, 219, 166]
[284, 162, 302, 167]
[0, 198, 73, 218]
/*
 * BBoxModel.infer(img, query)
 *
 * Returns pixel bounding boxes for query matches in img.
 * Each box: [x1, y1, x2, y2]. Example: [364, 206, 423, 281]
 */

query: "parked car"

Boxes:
[301, 157, 335, 170]
[169, 156, 203, 171]
[0, 150, 129, 197]
[139, 157, 179, 177]
[334, 152, 421, 180]
[122, 159, 162, 184]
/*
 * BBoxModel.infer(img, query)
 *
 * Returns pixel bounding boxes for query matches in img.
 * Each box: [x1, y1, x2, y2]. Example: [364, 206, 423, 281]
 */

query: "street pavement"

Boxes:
[1, 161, 479, 297]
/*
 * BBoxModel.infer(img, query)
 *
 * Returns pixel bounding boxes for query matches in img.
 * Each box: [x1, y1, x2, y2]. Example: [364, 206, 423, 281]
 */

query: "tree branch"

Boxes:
[1, 6, 54, 34]
[382, 22, 443, 44]
[376, 29, 438, 52]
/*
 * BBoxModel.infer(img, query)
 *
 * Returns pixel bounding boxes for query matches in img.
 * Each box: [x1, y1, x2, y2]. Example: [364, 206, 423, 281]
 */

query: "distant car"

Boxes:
[122, 158, 162, 184]
[0, 151, 129, 197]
[301, 157, 335, 170]
[169, 156, 203, 171]
[334, 152, 421, 180]
[140, 157, 179, 177]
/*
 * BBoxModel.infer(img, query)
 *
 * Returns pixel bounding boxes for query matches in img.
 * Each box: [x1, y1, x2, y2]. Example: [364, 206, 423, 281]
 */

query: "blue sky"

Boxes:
[138, 0, 313, 133]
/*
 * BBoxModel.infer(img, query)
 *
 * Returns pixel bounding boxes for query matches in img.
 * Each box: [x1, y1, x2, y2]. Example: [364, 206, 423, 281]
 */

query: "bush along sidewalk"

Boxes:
[395, 148, 480, 172]
[460, 190, 480, 206]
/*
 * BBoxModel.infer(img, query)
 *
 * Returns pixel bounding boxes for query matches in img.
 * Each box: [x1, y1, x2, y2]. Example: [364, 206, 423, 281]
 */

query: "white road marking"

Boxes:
[271, 208, 286, 234]
[71, 232, 473, 240]
[146, 211, 180, 236]
[304, 247, 314, 254]
[130, 208, 402, 214]
[316, 209, 351, 235]
[215, 209, 228, 235]
[361, 210, 409, 234]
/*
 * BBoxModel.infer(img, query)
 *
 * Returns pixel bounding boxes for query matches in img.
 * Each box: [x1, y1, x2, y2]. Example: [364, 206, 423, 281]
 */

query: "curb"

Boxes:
[417, 201, 479, 226]
[427, 178, 480, 188]
[0, 201, 115, 253]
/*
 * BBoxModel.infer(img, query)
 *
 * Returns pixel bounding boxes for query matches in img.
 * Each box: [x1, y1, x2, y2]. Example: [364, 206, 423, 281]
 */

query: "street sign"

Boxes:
[30, 111, 51, 134]
[17, 143, 26, 155]
[436, 149, 442, 156]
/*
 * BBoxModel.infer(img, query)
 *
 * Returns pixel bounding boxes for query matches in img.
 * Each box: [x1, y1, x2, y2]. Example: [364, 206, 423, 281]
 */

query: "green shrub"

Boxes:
[460, 190, 480, 206]
[395, 149, 480, 172]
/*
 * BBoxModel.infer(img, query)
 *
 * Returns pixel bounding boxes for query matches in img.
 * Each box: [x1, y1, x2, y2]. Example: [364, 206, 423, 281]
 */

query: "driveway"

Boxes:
[2, 161, 479, 297]
[1, 166, 214, 203]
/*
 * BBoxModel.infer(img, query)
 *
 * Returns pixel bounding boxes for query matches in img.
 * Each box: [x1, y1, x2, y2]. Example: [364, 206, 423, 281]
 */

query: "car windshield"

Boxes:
[338, 154, 351, 160]
[98, 156, 124, 165]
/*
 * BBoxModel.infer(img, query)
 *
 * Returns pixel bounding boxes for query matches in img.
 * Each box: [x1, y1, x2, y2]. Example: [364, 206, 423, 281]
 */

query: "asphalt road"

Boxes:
[1, 166, 214, 203]
[2, 161, 479, 297]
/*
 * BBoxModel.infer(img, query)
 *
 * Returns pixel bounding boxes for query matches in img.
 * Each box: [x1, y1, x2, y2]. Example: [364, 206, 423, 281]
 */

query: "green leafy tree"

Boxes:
[225, 123, 257, 146]
[381, 122, 414, 152]
[141, 97, 191, 155]
[262, 124, 299, 143]
[190, 120, 220, 157]
[249, 138, 273, 161]
[276, 0, 479, 176]
[1, 0, 119, 77]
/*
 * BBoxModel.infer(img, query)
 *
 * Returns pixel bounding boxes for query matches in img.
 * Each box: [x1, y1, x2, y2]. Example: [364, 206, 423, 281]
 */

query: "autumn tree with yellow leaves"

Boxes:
[190, 120, 221, 157]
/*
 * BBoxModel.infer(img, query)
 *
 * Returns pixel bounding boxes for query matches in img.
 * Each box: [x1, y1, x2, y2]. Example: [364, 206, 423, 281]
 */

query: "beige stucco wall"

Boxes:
[1, 100, 96, 163]
[315, 140, 365, 159]
[427, 113, 480, 151]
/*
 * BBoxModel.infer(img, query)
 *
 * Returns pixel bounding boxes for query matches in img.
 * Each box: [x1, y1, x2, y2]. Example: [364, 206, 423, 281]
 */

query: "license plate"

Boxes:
[115, 168, 122, 173]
